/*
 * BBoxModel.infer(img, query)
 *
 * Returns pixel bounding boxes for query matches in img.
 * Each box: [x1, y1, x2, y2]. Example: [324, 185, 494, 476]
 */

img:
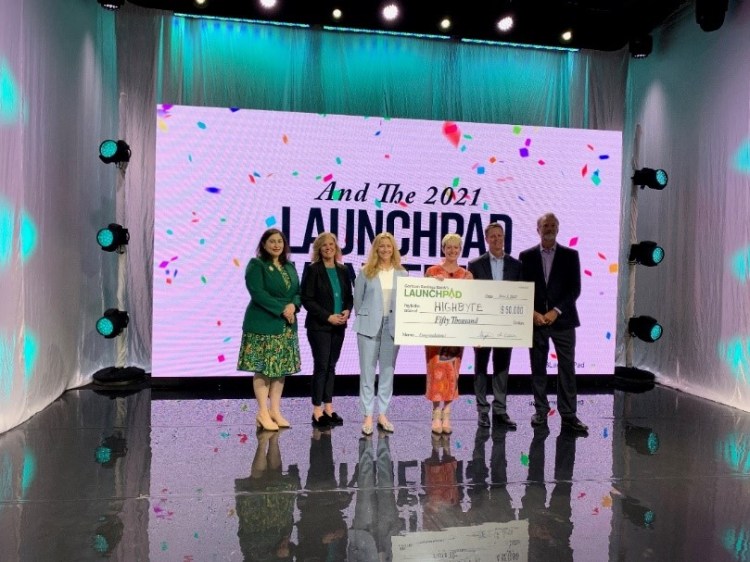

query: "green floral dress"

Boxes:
[237, 266, 301, 378]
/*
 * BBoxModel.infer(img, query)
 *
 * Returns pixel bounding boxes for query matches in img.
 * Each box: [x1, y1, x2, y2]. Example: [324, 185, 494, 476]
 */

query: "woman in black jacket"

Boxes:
[300, 232, 354, 427]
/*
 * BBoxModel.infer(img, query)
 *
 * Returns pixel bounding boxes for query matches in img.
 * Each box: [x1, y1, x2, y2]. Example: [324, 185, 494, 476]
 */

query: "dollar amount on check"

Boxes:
[394, 277, 534, 348]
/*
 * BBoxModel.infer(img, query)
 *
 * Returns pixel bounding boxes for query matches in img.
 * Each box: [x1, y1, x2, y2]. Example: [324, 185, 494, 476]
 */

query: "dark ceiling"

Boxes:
[127, 0, 690, 52]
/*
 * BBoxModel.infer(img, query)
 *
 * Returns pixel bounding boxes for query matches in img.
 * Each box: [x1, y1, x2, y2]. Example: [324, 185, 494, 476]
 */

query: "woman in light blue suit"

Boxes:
[353, 232, 408, 436]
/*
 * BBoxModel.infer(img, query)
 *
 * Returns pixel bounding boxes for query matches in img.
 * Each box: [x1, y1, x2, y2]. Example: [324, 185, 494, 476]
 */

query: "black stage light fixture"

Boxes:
[632, 167, 668, 190]
[628, 316, 663, 343]
[629, 34, 653, 58]
[629, 241, 664, 267]
[696, 0, 728, 32]
[96, 309, 129, 339]
[98, 0, 124, 10]
[99, 139, 131, 164]
[97, 223, 129, 253]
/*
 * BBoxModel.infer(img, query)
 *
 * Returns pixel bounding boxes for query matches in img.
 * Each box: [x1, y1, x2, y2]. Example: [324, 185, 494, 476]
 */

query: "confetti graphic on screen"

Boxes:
[519, 138, 531, 158]
[442, 121, 461, 148]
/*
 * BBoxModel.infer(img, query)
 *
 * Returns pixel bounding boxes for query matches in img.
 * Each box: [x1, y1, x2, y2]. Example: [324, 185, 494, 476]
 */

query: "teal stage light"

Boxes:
[632, 167, 668, 190]
[629, 241, 664, 267]
[97, 224, 129, 252]
[96, 309, 129, 339]
[628, 316, 663, 343]
[98, 140, 130, 164]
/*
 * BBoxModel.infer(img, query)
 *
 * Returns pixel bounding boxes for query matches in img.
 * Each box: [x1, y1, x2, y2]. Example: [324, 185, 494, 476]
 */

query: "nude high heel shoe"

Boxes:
[256, 410, 279, 431]
[270, 410, 291, 428]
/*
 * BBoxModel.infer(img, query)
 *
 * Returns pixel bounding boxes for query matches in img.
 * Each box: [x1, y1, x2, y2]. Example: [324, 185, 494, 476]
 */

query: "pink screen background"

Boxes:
[153, 105, 622, 377]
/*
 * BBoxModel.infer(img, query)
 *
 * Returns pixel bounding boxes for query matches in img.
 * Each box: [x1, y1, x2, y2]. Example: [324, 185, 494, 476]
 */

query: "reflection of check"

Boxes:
[394, 277, 534, 348]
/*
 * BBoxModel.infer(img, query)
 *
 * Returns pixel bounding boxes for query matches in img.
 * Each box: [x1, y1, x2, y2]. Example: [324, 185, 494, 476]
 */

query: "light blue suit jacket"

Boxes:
[353, 268, 409, 338]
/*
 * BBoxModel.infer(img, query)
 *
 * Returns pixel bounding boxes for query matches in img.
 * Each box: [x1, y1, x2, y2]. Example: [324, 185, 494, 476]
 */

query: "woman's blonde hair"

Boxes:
[361, 232, 404, 278]
[441, 233, 462, 249]
[310, 232, 342, 263]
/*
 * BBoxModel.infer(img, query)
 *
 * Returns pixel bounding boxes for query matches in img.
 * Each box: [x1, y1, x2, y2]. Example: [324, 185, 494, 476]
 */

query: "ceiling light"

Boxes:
[382, 3, 399, 22]
[629, 34, 653, 58]
[696, 0, 728, 32]
[497, 16, 514, 33]
[97, 0, 124, 10]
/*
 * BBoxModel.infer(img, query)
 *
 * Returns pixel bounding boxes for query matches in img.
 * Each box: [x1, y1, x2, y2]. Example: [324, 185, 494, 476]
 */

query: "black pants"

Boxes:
[473, 347, 512, 415]
[307, 328, 346, 406]
[529, 326, 577, 418]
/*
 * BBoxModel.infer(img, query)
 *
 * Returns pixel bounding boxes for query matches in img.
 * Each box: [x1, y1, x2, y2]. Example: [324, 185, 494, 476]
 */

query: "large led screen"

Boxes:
[153, 105, 622, 377]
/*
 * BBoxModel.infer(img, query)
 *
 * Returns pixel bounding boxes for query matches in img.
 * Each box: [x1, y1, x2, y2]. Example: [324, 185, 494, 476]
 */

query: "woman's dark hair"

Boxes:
[256, 228, 291, 264]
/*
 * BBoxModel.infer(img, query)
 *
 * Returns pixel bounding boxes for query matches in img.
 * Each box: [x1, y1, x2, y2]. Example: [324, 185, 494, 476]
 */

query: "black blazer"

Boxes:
[300, 261, 354, 331]
[519, 244, 581, 329]
[467, 252, 522, 282]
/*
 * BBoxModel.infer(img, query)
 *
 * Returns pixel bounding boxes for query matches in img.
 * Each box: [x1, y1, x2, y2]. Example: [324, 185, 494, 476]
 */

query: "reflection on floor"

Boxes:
[1, 385, 750, 561]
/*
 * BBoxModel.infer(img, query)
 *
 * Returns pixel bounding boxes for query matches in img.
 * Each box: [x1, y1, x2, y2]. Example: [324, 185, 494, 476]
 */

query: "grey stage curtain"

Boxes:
[620, 2, 750, 411]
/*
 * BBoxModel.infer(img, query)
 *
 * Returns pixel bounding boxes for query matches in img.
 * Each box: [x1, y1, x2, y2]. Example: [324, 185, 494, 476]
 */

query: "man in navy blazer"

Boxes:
[519, 213, 588, 434]
[468, 222, 522, 430]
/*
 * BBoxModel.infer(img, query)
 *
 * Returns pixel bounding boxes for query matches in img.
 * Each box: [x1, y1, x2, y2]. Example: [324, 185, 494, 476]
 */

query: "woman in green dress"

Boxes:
[237, 228, 302, 430]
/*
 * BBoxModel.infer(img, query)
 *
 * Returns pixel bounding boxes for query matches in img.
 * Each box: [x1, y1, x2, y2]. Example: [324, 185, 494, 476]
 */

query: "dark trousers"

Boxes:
[529, 326, 577, 418]
[473, 347, 511, 415]
[307, 328, 345, 406]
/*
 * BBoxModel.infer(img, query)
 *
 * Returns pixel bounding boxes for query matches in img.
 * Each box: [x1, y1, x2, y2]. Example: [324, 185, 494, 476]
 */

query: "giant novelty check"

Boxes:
[394, 277, 534, 347]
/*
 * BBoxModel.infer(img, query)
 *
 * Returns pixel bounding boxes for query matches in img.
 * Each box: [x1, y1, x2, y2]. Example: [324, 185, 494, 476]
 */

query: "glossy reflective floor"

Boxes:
[2, 384, 750, 561]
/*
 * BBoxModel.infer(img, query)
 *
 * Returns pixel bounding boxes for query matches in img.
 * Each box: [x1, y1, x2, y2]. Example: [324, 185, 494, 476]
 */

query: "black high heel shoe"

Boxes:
[323, 411, 344, 426]
[311, 414, 331, 428]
